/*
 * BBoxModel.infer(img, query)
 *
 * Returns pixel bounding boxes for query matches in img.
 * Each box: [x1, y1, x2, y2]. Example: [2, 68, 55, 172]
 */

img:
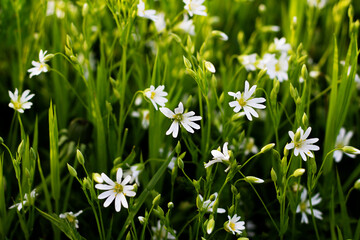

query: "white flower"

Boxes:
[155, 12, 166, 32]
[28, 50, 51, 78]
[239, 54, 257, 71]
[204, 142, 230, 171]
[228, 81, 266, 121]
[124, 164, 144, 186]
[307, 0, 327, 9]
[9, 189, 37, 211]
[177, 14, 195, 36]
[296, 188, 323, 224]
[265, 53, 289, 82]
[144, 85, 168, 110]
[151, 220, 176, 240]
[131, 109, 150, 129]
[167, 157, 177, 170]
[183, 0, 207, 17]
[240, 137, 258, 156]
[59, 210, 83, 228]
[274, 37, 291, 53]
[92, 173, 104, 183]
[160, 102, 202, 138]
[95, 168, 136, 212]
[333, 127, 355, 162]
[8, 89, 35, 113]
[137, 0, 158, 22]
[285, 127, 320, 161]
[225, 214, 245, 235]
[198, 192, 226, 214]
[204, 60, 216, 73]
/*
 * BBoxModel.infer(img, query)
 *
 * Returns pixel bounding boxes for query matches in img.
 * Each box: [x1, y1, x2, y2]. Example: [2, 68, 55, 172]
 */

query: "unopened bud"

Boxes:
[83, 177, 91, 189]
[152, 194, 161, 206]
[342, 146, 360, 155]
[76, 149, 85, 165]
[271, 168, 277, 182]
[245, 176, 264, 184]
[17, 140, 24, 156]
[354, 179, 360, 190]
[168, 202, 174, 209]
[43, 54, 54, 62]
[293, 168, 305, 177]
[257, 68, 268, 80]
[92, 173, 103, 183]
[138, 216, 146, 224]
[302, 113, 308, 127]
[205, 61, 216, 73]
[82, 3, 89, 16]
[301, 64, 308, 80]
[207, 217, 215, 234]
[177, 158, 184, 169]
[212, 30, 228, 41]
[290, 83, 298, 100]
[175, 141, 181, 155]
[67, 163, 77, 177]
[183, 56, 192, 69]
[260, 143, 275, 153]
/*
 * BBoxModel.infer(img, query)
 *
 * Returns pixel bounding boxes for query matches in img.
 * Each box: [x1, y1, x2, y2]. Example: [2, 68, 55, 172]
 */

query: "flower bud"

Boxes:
[342, 146, 360, 155]
[43, 54, 55, 62]
[290, 83, 298, 100]
[271, 168, 277, 182]
[302, 113, 309, 127]
[205, 61, 216, 73]
[231, 184, 238, 195]
[245, 176, 264, 184]
[76, 149, 85, 165]
[83, 177, 91, 189]
[0, 137, 3, 144]
[177, 158, 184, 169]
[152, 194, 161, 206]
[292, 168, 305, 177]
[168, 202, 174, 209]
[17, 140, 24, 156]
[138, 216, 146, 224]
[212, 30, 228, 41]
[354, 179, 360, 190]
[82, 3, 89, 16]
[175, 141, 181, 155]
[67, 163, 77, 177]
[260, 143, 275, 153]
[92, 173, 103, 183]
[301, 64, 308, 80]
[207, 217, 215, 234]
[183, 56, 192, 69]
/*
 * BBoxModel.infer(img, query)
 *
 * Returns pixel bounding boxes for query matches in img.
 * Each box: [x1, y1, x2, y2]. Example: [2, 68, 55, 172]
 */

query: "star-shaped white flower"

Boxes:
[228, 81, 266, 121]
[240, 137, 259, 156]
[333, 127, 355, 162]
[239, 53, 257, 71]
[198, 192, 226, 213]
[8, 88, 35, 113]
[28, 50, 51, 78]
[137, 0, 158, 22]
[225, 214, 245, 235]
[176, 14, 195, 36]
[285, 127, 320, 161]
[160, 102, 202, 138]
[183, 0, 207, 17]
[9, 189, 37, 211]
[124, 164, 144, 186]
[296, 188, 322, 224]
[204, 142, 230, 171]
[264, 53, 289, 82]
[59, 210, 83, 228]
[95, 168, 136, 212]
[144, 85, 168, 110]
[274, 37, 291, 53]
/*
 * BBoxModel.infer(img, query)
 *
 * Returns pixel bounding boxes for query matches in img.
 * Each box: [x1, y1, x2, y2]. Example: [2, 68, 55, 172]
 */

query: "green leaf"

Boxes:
[49, 102, 60, 202]
[336, 170, 352, 238]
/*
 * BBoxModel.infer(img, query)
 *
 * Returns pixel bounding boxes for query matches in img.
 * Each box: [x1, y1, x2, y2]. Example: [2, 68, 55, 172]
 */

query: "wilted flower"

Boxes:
[183, 0, 207, 17]
[228, 81, 266, 121]
[95, 168, 136, 212]
[144, 85, 168, 110]
[59, 210, 83, 228]
[28, 50, 52, 78]
[160, 102, 202, 138]
[8, 89, 34, 113]
[296, 188, 322, 224]
[285, 127, 320, 161]
[224, 214, 245, 235]
[333, 127, 355, 162]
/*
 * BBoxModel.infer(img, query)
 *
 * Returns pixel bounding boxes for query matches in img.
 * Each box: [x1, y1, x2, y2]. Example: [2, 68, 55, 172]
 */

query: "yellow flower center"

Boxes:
[294, 140, 304, 149]
[229, 221, 236, 231]
[300, 202, 307, 212]
[237, 97, 247, 107]
[114, 183, 123, 193]
[66, 214, 76, 223]
[150, 91, 156, 99]
[13, 101, 22, 110]
[174, 113, 183, 122]
[275, 62, 281, 71]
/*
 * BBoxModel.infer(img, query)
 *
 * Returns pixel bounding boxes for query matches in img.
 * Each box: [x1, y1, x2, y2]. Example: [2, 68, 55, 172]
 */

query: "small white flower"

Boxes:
[155, 12, 166, 32]
[167, 157, 177, 170]
[124, 164, 144, 186]
[9, 189, 37, 211]
[177, 14, 195, 36]
[144, 85, 168, 110]
[225, 214, 245, 235]
[160, 102, 202, 138]
[228, 81, 266, 121]
[333, 127, 355, 162]
[274, 37, 291, 53]
[239, 54, 257, 71]
[265, 53, 289, 82]
[8, 89, 35, 113]
[131, 109, 150, 129]
[151, 220, 176, 240]
[59, 210, 83, 228]
[212, 30, 228, 41]
[137, 0, 159, 22]
[95, 168, 136, 212]
[240, 137, 258, 156]
[307, 0, 327, 9]
[183, 0, 207, 17]
[285, 127, 320, 161]
[92, 173, 104, 183]
[28, 50, 51, 78]
[198, 192, 226, 214]
[296, 188, 323, 224]
[204, 142, 230, 171]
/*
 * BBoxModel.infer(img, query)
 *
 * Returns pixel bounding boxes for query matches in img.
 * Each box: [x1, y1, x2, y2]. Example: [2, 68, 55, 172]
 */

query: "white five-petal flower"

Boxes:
[124, 164, 144, 186]
[204, 142, 230, 171]
[228, 81, 266, 121]
[274, 37, 291, 53]
[333, 127, 355, 162]
[176, 14, 195, 36]
[9, 189, 37, 211]
[225, 214, 246, 235]
[296, 188, 323, 224]
[144, 85, 168, 110]
[8, 89, 35, 113]
[285, 127, 320, 161]
[239, 54, 257, 72]
[160, 102, 202, 138]
[59, 210, 83, 228]
[198, 192, 226, 214]
[183, 0, 207, 17]
[95, 168, 136, 212]
[28, 50, 51, 78]
[137, 0, 159, 22]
